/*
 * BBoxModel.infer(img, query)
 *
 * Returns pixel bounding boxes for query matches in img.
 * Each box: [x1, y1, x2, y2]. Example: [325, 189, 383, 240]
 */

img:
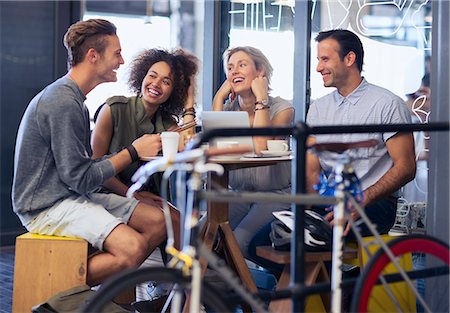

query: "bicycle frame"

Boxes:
[325, 152, 432, 313]
[141, 151, 270, 312]
[189, 121, 448, 312]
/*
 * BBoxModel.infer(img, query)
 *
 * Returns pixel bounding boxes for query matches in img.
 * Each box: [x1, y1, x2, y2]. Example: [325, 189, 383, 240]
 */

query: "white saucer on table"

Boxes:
[260, 150, 291, 157]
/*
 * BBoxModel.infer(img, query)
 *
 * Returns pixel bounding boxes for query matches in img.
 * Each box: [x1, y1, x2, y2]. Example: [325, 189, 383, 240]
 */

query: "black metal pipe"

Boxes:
[308, 122, 449, 135]
[290, 121, 308, 311]
[189, 122, 449, 149]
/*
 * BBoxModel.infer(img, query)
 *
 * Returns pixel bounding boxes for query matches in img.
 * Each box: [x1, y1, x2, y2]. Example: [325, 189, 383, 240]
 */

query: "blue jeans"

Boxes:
[247, 197, 397, 274]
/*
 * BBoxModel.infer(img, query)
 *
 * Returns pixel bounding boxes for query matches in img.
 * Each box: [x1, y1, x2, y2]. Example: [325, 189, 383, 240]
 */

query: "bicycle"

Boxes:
[200, 138, 449, 312]
[81, 130, 449, 312]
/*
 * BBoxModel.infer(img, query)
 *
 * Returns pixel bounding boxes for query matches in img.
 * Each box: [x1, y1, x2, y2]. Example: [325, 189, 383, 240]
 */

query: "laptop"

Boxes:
[200, 111, 254, 151]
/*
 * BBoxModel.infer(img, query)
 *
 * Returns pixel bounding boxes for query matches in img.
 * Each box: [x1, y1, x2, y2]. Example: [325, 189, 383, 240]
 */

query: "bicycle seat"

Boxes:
[308, 139, 379, 154]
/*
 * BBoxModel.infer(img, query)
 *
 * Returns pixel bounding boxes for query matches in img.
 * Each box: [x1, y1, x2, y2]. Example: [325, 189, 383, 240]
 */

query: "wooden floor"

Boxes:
[0, 246, 14, 313]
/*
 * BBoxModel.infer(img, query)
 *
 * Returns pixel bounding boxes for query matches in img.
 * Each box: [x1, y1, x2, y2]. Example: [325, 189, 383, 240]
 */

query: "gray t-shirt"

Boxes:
[307, 78, 412, 190]
[225, 96, 293, 191]
[12, 76, 115, 222]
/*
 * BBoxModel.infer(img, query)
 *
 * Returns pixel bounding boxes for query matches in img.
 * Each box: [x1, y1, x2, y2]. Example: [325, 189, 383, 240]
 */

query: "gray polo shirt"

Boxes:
[307, 78, 412, 191]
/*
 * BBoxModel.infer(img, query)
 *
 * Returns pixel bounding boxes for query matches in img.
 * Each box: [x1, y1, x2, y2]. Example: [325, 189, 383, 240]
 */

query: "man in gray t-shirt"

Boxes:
[306, 29, 416, 237]
[12, 19, 174, 286]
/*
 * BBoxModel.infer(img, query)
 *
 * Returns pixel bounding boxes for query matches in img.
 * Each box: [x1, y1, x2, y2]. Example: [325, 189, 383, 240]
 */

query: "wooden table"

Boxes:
[200, 155, 292, 292]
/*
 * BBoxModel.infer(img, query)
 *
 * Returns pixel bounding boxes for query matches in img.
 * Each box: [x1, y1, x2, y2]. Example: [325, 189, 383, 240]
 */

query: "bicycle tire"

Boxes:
[80, 267, 232, 312]
[351, 234, 449, 312]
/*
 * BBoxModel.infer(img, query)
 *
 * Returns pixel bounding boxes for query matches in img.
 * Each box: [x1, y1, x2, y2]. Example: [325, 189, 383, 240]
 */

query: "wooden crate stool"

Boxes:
[12, 233, 88, 313]
[256, 246, 358, 312]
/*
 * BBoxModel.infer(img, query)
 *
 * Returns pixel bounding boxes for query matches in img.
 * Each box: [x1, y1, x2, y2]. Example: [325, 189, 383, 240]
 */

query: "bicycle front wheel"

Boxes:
[351, 234, 449, 312]
[81, 267, 231, 312]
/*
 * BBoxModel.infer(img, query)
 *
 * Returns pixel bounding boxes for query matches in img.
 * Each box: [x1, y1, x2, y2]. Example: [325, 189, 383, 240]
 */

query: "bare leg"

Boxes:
[86, 202, 167, 286]
[135, 193, 181, 250]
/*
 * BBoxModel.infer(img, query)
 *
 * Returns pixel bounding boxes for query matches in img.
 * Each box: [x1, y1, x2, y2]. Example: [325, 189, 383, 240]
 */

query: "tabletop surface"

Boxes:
[141, 154, 293, 164]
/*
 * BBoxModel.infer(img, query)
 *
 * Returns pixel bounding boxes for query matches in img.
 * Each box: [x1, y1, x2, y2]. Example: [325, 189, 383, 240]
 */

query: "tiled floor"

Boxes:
[0, 246, 15, 313]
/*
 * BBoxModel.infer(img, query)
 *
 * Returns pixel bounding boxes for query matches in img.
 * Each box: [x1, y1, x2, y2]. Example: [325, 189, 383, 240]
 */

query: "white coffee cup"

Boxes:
[161, 132, 180, 158]
[267, 139, 289, 152]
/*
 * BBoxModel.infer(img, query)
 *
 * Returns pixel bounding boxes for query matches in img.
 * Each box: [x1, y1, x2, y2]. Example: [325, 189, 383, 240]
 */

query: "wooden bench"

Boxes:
[256, 246, 358, 312]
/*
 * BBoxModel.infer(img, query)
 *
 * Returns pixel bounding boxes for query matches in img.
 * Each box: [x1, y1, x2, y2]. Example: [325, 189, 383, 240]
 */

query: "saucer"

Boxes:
[260, 150, 291, 157]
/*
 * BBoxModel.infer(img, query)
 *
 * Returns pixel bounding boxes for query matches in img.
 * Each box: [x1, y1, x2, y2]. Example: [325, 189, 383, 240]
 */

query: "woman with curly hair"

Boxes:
[92, 48, 198, 203]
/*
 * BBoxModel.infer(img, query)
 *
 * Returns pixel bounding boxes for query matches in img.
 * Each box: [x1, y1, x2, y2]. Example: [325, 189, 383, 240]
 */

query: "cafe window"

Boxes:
[81, 0, 205, 125]
[311, 1, 431, 215]
[222, 0, 432, 230]
[226, 0, 296, 100]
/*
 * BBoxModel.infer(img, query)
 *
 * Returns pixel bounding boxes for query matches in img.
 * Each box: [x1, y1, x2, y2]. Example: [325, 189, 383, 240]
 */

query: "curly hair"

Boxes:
[128, 48, 199, 118]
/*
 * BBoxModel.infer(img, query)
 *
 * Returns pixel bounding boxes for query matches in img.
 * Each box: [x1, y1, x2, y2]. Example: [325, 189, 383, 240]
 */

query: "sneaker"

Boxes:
[147, 281, 171, 301]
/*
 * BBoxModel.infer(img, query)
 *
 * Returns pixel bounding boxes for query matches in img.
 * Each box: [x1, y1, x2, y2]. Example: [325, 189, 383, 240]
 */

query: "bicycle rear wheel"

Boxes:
[80, 267, 231, 312]
[351, 234, 449, 312]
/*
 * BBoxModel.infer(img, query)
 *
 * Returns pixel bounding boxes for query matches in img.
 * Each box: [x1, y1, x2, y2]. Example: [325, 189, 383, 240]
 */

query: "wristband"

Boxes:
[183, 107, 196, 113]
[125, 145, 139, 163]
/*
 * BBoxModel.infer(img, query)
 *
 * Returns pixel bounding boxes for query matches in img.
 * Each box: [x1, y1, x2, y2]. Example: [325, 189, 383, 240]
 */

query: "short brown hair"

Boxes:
[63, 19, 117, 69]
[315, 29, 364, 72]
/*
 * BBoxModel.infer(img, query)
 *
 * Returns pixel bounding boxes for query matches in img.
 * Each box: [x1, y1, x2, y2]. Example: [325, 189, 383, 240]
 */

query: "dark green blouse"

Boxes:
[106, 95, 174, 193]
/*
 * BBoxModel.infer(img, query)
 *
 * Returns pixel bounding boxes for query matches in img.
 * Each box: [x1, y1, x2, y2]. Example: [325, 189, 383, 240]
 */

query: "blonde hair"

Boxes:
[222, 46, 273, 86]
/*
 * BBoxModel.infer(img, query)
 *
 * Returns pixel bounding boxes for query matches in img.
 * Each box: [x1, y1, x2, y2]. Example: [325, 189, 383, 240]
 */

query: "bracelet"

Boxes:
[254, 106, 269, 112]
[255, 100, 269, 106]
[182, 111, 196, 117]
[125, 145, 139, 163]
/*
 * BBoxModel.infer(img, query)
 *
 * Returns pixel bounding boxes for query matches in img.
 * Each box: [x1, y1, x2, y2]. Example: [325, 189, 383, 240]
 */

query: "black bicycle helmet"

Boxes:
[269, 210, 332, 252]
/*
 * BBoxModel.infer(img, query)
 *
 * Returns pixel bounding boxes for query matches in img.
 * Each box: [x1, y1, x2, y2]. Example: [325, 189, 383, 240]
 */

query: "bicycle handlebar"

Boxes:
[127, 146, 252, 197]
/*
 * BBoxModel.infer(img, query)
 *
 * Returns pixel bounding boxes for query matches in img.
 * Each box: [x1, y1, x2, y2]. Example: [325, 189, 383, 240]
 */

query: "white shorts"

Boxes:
[23, 193, 140, 251]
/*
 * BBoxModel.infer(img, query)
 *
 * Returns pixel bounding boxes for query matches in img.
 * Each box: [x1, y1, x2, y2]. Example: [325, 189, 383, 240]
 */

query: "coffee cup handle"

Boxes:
[281, 143, 289, 151]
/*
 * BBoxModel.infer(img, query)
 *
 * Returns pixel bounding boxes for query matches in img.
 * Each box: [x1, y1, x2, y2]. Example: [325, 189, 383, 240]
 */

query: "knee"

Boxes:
[233, 228, 251, 257]
[147, 210, 167, 243]
[117, 237, 149, 269]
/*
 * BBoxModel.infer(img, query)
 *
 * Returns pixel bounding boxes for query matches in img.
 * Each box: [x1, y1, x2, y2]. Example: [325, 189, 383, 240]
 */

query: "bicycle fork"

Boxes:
[330, 189, 346, 313]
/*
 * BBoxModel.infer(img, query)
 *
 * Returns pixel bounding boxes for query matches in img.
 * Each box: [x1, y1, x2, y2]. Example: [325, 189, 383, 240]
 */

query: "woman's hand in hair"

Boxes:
[213, 80, 234, 111]
[251, 73, 269, 101]
[185, 75, 197, 110]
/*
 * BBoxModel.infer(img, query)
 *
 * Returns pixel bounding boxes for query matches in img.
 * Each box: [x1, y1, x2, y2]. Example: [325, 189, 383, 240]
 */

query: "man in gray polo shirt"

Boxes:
[306, 29, 416, 238]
